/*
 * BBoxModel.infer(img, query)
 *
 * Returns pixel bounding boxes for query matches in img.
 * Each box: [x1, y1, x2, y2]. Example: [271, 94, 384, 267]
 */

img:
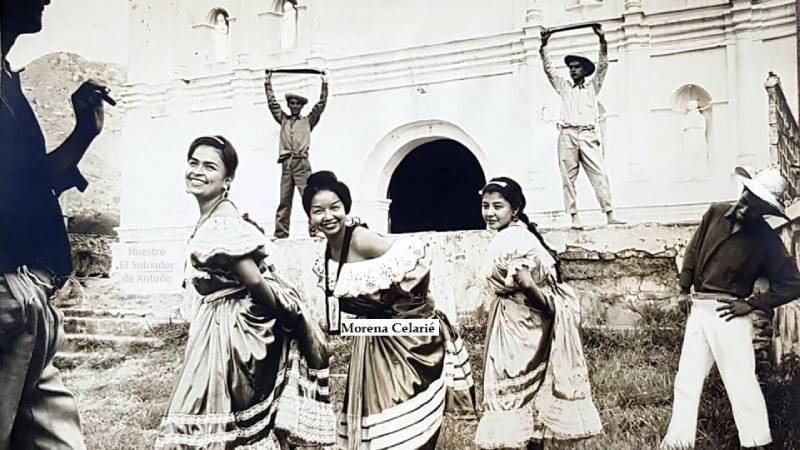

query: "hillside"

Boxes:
[20, 52, 126, 235]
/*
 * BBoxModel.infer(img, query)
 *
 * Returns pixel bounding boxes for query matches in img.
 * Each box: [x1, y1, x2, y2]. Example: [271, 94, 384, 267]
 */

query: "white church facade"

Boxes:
[114, 0, 797, 294]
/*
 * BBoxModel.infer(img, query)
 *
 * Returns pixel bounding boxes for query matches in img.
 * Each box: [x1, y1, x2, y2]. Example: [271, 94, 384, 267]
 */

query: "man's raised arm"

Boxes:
[309, 73, 329, 130]
[264, 71, 286, 124]
[592, 25, 609, 94]
[539, 30, 566, 94]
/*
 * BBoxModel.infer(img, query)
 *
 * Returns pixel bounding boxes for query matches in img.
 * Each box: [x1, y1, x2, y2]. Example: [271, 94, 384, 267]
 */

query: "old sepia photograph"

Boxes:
[1, 0, 799, 449]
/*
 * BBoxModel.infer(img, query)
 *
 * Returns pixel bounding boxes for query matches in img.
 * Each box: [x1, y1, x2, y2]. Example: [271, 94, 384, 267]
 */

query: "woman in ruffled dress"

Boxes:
[474, 177, 602, 450]
[155, 136, 336, 449]
[304, 171, 476, 450]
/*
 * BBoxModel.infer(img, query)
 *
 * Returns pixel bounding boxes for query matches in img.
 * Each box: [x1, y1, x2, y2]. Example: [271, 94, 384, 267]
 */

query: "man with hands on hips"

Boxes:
[662, 166, 800, 450]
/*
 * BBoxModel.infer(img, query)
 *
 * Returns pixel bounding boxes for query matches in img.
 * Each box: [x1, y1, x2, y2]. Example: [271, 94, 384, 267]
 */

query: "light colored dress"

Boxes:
[156, 214, 336, 449]
[314, 236, 475, 450]
[475, 223, 602, 449]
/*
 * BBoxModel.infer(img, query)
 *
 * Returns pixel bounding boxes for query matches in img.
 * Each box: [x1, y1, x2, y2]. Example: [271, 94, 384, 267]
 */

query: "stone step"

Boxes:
[60, 307, 182, 321]
[53, 349, 128, 371]
[60, 333, 164, 353]
[62, 316, 177, 337]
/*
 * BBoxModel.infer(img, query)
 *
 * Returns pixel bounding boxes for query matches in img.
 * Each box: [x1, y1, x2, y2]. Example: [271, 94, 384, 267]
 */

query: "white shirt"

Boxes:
[540, 45, 608, 127]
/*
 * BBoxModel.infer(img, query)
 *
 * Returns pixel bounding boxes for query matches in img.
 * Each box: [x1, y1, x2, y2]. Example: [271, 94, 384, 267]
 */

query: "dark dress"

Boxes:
[314, 236, 476, 450]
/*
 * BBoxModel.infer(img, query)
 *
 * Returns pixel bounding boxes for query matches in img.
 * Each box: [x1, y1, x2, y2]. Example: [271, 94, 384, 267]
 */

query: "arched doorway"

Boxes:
[387, 139, 486, 233]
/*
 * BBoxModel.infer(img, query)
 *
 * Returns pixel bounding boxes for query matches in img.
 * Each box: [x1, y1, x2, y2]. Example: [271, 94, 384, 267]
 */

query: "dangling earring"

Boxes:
[223, 185, 230, 199]
[512, 211, 519, 222]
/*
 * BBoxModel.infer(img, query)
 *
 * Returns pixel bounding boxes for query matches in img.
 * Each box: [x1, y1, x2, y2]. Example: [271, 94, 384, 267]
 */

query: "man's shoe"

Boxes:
[606, 212, 625, 225]
[570, 214, 585, 230]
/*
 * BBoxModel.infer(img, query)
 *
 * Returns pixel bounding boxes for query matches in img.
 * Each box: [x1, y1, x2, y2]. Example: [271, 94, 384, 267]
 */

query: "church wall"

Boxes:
[311, 0, 519, 57]
[115, 0, 797, 301]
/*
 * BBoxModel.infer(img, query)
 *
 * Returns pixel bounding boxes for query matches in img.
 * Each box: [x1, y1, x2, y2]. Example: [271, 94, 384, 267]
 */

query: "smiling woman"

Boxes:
[305, 170, 478, 450]
[155, 136, 336, 449]
[475, 176, 602, 450]
[184, 135, 236, 203]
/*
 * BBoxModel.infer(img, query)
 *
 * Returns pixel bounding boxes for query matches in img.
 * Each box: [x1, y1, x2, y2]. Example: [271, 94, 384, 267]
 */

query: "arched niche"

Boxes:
[208, 8, 231, 62]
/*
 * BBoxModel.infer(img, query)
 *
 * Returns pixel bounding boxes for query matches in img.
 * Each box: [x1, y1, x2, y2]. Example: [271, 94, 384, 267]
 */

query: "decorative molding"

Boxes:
[566, 0, 606, 14]
[257, 11, 282, 19]
[624, 0, 643, 13]
[524, 0, 544, 25]
[649, 43, 727, 58]
[193, 16, 237, 28]
[650, 99, 729, 112]
[123, 0, 796, 115]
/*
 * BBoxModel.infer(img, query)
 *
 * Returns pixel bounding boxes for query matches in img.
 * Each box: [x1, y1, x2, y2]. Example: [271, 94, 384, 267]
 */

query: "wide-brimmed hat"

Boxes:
[735, 166, 789, 219]
[285, 93, 308, 105]
[564, 54, 596, 77]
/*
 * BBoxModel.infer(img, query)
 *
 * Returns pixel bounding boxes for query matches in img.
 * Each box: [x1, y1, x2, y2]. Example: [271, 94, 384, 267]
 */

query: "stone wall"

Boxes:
[110, 221, 698, 327]
[262, 223, 697, 327]
[69, 234, 116, 277]
[775, 222, 800, 361]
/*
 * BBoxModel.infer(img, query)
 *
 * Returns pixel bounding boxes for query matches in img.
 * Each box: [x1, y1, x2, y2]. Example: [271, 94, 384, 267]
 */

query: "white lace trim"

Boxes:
[190, 216, 266, 266]
[485, 224, 556, 289]
[313, 238, 431, 298]
[161, 367, 287, 426]
[155, 430, 282, 449]
[274, 391, 337, 445]
[156, 409, 279, 447]
[475, 406, 537, 449]
[534, 378, 603, 440]
[156, 363, 336, 446]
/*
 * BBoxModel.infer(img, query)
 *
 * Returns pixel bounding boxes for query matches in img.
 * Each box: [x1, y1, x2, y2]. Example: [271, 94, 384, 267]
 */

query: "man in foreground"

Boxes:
[1, 1, 112, 447]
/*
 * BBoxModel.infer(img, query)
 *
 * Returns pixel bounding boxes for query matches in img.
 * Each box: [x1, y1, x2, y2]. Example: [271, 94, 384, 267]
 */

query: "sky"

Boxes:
[8, 0, 129, 68]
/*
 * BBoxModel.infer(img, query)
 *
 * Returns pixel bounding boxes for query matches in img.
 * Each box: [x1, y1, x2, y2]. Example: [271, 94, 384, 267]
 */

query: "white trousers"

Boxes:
[661, 298, 772, 449]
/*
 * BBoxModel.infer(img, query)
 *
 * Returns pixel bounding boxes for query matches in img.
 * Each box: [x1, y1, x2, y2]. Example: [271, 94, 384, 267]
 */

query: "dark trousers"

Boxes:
[0, 268, 85, 450]
[274, 156, 312, 239]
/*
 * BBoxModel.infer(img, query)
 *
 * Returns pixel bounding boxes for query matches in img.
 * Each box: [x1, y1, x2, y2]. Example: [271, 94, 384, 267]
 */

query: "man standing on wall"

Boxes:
[661, 166, 800, 450]
[1, 0, 112, 448]
[540, 25, 623, 229]
[264, 70, 328, 239]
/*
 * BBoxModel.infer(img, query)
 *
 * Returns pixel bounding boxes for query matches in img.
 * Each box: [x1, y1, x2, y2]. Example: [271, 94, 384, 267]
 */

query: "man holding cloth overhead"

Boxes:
[540, 24, 623, 229]
[264, 69, 328, 239]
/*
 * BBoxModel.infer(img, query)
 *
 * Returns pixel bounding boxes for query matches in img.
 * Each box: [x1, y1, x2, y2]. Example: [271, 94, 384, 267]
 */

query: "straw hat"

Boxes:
[564, 54, 596, 77]
[735, 166, 789, 218]
[284, 93, 308, 104]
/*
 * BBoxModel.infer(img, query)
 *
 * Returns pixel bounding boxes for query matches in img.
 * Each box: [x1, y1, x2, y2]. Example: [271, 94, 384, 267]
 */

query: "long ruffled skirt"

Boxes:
[155, 295, 335, 449]
[337, 314, 476, 450]
[475, 292, 602, 449]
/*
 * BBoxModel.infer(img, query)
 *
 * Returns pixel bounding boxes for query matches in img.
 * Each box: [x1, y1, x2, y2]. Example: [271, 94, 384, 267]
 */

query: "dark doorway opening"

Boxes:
[388, 139, 486, 233]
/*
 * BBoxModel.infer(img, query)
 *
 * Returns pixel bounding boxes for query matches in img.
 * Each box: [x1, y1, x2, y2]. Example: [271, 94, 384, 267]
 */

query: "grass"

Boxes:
[59, 309, 800, 449]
